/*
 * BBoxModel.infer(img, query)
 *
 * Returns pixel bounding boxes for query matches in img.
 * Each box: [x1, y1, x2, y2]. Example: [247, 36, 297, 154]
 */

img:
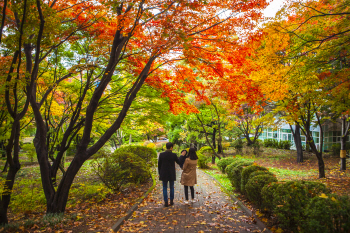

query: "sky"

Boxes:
[263, 0, 286, 18]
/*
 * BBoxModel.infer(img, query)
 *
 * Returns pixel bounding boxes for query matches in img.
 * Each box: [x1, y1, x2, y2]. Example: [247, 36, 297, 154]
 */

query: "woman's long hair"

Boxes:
[181, 149, 188, 157]
[188, 148, 198, 160]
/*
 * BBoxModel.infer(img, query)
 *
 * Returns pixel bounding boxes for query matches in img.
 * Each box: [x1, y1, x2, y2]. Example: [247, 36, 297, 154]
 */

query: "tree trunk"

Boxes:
[0, 121, 21, 224]
[316, 151, 325, 178]
[340, 117, 349, 171]
[308, 136, 325, 178]
[47, 157, 84, 213]
[129, 134, 132, 144]
[217, 144, 222, 154]
[195, 114, 221, 161]
[212, 128, 216, 150]
[291, 124, 303, 163]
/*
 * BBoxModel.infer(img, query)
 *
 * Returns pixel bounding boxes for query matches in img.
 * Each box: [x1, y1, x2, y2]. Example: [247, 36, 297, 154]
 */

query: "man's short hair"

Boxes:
[166, 142, 173, 149]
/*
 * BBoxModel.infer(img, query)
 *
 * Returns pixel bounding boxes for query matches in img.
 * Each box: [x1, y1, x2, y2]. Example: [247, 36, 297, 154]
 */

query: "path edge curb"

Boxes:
[202, 170, 272, 233]
[111, 172, 157, 232]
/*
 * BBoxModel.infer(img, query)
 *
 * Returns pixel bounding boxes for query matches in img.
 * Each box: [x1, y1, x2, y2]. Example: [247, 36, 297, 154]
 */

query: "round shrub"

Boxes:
[114, 145, 157, 166]
[249, 170, 275, 180]
[225, 159, 241, 175]
[225, 159, 244, 180]
[272, 180, 331, 232]
[241, 165, 268, 194]
[217, 157, 239, 173]
[93, 151, 151, 191]
[227, 160, 254, 192]
[278, 140, 292, 150]
[94, 145, 112, 159]
[197, 151, 211, 169]
[303, 194, 350, 233]
[21, 143, 36, 162]
[231, 139, 243, 153]
[199, 146, 213, 155]
[245, 174, 278, 208]
[261, 182, 283, 213]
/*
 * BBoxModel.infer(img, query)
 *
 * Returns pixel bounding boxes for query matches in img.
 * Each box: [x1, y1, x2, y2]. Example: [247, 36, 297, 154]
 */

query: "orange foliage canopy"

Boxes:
[70, 0, 270, 114]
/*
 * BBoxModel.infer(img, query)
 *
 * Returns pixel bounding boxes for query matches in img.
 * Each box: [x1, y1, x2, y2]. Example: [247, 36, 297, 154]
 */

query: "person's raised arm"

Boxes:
[174, 153, 180, 165]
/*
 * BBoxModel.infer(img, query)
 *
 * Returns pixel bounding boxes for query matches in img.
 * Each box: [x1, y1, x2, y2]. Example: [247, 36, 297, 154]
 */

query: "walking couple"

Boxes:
[158, 142, 198, 207]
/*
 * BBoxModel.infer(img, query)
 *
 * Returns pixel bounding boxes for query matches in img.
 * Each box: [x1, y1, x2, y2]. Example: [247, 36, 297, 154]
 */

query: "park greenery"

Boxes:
[0, 0, 350, 231]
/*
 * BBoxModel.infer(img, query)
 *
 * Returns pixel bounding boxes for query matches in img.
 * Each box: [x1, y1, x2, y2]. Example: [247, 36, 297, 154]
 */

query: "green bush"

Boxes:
[263, 139, 291, 150]
[231, 139, 243, 153]
[225, 159, 244, 178]
[271, 181, 331, 231]
[94, 145, 112, 159]
[217, 157, 239, 173]
[261, 182, 283, 213]
[249, 170, 275, 180]
[245, 174, 278, 208]
[263, 139, 276, 148]
[303, 194, 350, 233]
[115, 145, 157, 166]
[278, 140, 292, 150]
[199, 146, 214, 155]
[197, 150, 211, 169]
[93, 151, 151, 191]
[250, 141, 262, 155]
[331, 143, 341, 156]
[21, 143, 36, 162]
[241, 165, 268, 194]
[226, 160, 254, 192]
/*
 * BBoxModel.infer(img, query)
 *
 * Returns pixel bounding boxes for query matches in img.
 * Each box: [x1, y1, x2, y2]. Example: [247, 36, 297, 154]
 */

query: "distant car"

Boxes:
[157, 137, 168, 142]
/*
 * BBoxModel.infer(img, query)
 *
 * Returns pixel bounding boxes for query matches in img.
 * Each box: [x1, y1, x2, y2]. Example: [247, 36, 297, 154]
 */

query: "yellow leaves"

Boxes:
[319, 193, 328, 199]
[255, 210, 263, 217]
[275, 227, 284, 233]
[271, 226, 284, 233]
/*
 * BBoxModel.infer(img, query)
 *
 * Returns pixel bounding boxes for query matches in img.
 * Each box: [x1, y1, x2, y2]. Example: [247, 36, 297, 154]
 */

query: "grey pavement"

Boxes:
[118, 165, 263, 233]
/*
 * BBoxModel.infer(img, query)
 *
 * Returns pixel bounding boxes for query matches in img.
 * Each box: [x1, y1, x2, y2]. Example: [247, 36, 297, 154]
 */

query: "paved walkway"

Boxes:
[117, 166, 263, 233]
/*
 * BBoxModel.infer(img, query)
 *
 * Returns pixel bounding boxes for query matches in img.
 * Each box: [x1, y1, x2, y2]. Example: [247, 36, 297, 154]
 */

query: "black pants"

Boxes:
[184, 186, 194, 200]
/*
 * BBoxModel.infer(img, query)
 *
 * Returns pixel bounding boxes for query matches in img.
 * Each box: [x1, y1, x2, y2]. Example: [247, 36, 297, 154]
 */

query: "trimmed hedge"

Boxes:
[226, 160, 254, 192]
[261, 182, 283, 213]
[303, 194, 350, 233]
[241, 165, 268, 194]
[246, 174, 278, 208]
[217, 157, 238, 173]
[263, 180, 331, 232]
[220, 158, 345, 233]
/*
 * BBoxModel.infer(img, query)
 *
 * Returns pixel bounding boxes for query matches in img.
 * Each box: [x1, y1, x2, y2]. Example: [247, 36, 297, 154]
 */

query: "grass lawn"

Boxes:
[205, 146, 350, 197]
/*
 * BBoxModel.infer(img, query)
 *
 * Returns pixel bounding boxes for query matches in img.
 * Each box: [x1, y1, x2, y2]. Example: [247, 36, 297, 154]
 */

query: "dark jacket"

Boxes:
[179, 155, 188, 169]
[158, 150, 180, 181]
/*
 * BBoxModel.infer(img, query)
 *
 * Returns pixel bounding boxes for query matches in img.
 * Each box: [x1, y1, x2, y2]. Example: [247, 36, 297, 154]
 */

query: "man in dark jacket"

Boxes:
[158, 142, 180, 207]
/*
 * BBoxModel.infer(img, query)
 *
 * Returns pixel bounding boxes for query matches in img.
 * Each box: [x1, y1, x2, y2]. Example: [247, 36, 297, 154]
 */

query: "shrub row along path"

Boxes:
[117, 166, 263, 233]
